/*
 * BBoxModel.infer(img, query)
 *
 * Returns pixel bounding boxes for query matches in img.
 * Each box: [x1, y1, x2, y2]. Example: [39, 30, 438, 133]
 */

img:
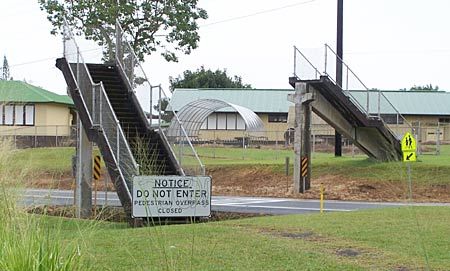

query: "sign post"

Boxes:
[401, 132, 417, 200]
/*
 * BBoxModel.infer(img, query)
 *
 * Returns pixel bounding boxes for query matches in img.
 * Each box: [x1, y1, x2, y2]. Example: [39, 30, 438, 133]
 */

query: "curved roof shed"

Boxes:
[167, 99, 265, 137]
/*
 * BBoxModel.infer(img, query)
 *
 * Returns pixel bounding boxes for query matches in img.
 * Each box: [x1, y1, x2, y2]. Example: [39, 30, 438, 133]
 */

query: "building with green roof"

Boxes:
[170, 88, 450, 143]
[0, 80, 75, 147]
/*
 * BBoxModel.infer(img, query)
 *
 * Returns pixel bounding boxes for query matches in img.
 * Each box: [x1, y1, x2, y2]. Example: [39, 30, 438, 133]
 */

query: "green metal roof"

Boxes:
[170, 88, 294, 113]
[350, 90, 450, 116]
[170, 88, 450, 116]
[0, 80, 73, 106]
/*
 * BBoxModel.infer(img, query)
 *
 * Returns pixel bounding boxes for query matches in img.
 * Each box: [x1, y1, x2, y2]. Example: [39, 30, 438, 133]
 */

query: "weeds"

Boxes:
[132, 135, 166, 175]
[0, 139, 86, 270]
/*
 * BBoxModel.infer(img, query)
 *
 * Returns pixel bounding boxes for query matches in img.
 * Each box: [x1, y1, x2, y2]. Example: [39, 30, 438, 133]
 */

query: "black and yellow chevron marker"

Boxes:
[93, 155, 101, 181]
[301, 157, 308, 177]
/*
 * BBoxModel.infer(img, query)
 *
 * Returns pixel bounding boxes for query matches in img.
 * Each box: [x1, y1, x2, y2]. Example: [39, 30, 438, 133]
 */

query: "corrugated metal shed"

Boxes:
[169, 88, 294, 113]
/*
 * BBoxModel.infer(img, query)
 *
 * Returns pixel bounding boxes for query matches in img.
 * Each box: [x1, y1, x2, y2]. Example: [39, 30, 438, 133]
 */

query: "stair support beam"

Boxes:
[75, 117, 93, 218]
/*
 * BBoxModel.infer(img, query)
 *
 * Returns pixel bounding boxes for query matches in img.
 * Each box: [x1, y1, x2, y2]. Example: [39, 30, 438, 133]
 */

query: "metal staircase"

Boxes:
[58, 20, 204, 219]
[290, 45, 413, 161]
[86, 63, 180, 175]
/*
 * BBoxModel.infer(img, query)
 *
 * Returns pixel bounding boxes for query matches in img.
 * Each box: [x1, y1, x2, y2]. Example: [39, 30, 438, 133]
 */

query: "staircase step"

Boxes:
[86, 62, 180, 175]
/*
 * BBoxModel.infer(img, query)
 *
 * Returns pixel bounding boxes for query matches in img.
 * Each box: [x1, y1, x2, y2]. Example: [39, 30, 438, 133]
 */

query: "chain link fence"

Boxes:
[3, 123, 449, 159]
[186, 123, 450, 160]
[0, 125, 77, 149]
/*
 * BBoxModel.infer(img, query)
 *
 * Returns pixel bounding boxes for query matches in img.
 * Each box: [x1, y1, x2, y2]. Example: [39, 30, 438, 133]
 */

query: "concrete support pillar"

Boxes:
[303, 101, 312, 191]
[288, 82, 313, 193]
[293, 87, 304, 193]
[76, 117, 93, 218]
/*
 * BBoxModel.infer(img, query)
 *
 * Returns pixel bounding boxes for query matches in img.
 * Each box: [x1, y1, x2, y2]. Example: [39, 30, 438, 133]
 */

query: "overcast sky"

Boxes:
[1, 0, 449, 96]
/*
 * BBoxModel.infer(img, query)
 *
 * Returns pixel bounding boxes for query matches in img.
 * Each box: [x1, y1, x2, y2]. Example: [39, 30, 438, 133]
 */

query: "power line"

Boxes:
[200, 0, 317, 28]
[9, 48, 102, 68]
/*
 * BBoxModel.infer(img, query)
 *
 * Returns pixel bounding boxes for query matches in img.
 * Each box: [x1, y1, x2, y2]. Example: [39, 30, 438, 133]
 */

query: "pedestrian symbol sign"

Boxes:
[401, 132, 416, 152]
[401, 132, 417, 162]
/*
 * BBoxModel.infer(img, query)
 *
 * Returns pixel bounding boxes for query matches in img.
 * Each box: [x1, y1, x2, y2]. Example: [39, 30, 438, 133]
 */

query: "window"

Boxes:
[268, 113, 288, 123]
[439, 118, 450, 123]
[201, 113, 246, 130]
[15, 105, 24, 125]
[0, 105, 3, 125]
[217, 113, 227, 129]
[207, 114, 217, 129]
[25, 105, 35, 125]
[226, 114, 236, 129]
[0, 104, 35, 126]
[236, 115, 245, 130]
[5, 105, 14, 125]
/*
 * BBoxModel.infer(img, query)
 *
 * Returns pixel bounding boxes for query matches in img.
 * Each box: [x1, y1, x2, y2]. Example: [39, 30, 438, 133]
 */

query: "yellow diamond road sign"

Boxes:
[401, 132, 416, 152]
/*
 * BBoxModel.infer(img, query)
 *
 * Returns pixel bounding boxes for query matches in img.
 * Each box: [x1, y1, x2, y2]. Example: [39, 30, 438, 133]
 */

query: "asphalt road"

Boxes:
[23, 189, 450, 215]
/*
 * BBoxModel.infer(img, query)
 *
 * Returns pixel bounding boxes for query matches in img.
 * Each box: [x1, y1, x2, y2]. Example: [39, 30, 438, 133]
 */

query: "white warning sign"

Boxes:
[132, 176, 211, 218]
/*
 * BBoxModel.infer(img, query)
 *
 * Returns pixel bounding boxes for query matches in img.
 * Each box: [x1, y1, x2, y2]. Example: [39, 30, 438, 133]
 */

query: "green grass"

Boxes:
[9, 147, 101, 175]
[49, 206, 450, 270]
[4, 145, 450, 269]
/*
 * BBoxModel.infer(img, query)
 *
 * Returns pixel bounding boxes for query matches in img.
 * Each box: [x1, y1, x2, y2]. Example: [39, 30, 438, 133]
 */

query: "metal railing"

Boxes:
[293, 44, 414, 139]
[63, 20, 138, 197]
[115, 20, 205, 176]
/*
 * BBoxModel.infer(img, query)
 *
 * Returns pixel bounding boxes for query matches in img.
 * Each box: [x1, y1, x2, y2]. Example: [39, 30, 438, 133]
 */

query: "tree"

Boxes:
[153, 67, 252, 122]
[409, 84, 439, 91]
[152, 97, 173, 123]
[169, 66, 252, 91]
[1, 55, 10, 80]
[39, 0, 208, 62]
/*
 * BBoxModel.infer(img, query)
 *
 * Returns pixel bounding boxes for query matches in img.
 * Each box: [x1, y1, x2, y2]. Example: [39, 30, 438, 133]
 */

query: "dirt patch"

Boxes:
[336, 249, 360, 257]
[280, 232, 315, 239]
[29, 169, 115, 191]
[208, 166, 450, 202]
[29, 166, 450, 203]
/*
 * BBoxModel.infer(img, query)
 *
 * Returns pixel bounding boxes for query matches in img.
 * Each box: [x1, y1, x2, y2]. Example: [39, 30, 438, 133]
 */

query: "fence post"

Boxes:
[213, 130, 216, 159]
[436, 123, 441, 155]
[285, 156, 290, 176]
[116, 122, 120, 165]
[13, 128, 16, 149]
[242, 130, 245, 160]
[312, 130, 316, 156]
[275, 130, 278, 160]
[178, 127, 183, 166]
[417, 121, 422, 156]
[34, 126, 37, 147]
[55, 125, 58, 147]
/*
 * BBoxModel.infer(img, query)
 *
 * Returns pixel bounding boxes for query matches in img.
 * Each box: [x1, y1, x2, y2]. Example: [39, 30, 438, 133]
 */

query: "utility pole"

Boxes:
[335, 0, 344, 157]
[1, 55, 10, 80]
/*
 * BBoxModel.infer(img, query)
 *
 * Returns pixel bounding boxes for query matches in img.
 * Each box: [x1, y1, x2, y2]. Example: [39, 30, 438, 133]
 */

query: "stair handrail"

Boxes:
[62, 19, 139, 196]
[114, 20, 205, 176]
[293, 46, 322, 80]
[293, 44, 413, 138]
[323, 44, 413, 136]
